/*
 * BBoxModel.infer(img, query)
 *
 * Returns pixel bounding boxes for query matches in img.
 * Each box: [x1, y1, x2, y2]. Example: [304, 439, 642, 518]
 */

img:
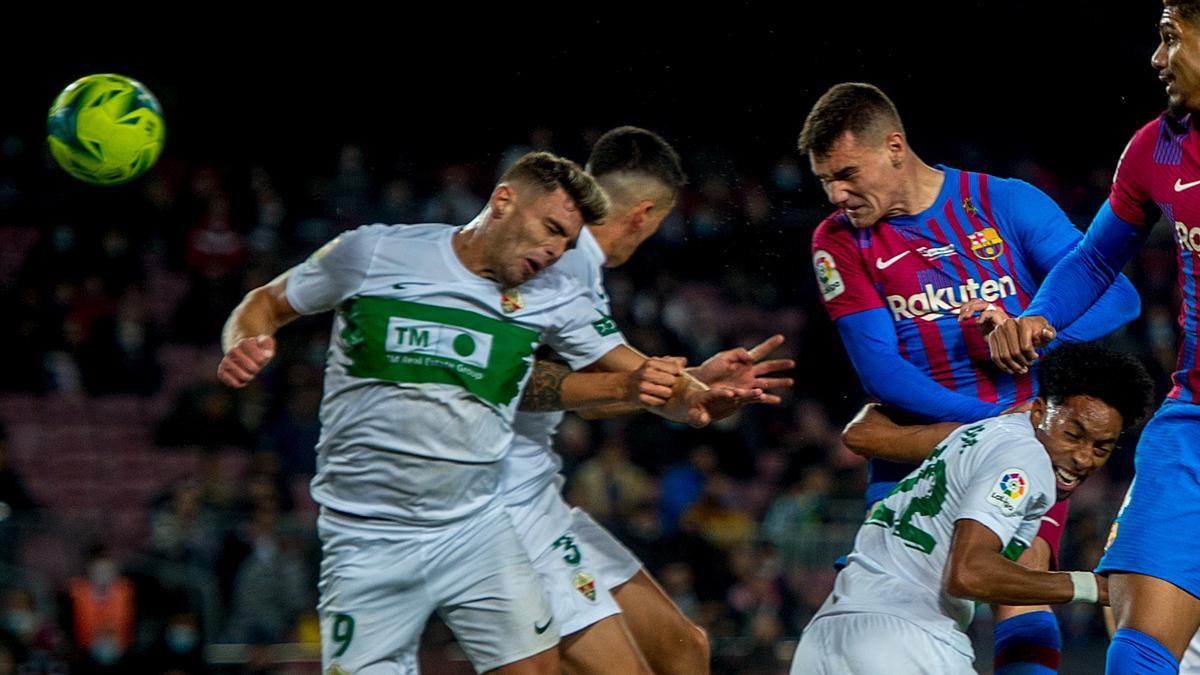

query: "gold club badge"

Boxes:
[968, 227, 1005, 261]
[574, 571, 597, 602]
[500, 288, 524, 314]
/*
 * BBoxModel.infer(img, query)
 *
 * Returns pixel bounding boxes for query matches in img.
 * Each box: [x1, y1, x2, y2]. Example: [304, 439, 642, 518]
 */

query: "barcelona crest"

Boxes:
[968, 227, 1004, 261]
[574, 571, 597, 602]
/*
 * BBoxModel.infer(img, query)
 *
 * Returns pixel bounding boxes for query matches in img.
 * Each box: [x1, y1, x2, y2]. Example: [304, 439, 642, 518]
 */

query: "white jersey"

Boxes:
[815, 413, 1056, 658]
[287, 222, 625, 524]
[501, 227, 620, 505]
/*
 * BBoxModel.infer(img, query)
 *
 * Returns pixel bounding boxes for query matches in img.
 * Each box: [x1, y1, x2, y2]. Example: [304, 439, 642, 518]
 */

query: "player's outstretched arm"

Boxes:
[518, 351, 683, 412]
[837, 310, 1006, 422]
[944, 519, 1107, 606]
[218, 271, 300, 388]
[841, 403, 960, 463]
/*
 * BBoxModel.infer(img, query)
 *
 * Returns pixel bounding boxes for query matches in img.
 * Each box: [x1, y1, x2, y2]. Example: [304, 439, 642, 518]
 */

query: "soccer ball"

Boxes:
[47, 74, 165, 185]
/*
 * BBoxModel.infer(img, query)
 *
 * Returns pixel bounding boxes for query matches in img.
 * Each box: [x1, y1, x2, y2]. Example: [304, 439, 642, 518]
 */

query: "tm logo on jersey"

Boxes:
[385, 318, 494, 371]
[888, 275, 1017, 321]
[987, 468, 1028, 515]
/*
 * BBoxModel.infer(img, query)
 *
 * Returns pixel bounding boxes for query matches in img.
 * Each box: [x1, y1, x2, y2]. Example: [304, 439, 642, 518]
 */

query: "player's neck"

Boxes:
[892, 162, 944, 218]
[586, 224, 618, 265]
[451, 224, 498, 282]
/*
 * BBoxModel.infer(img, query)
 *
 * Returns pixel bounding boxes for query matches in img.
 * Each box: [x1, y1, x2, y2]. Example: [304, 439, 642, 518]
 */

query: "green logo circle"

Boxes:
[453, 333, 476, 357]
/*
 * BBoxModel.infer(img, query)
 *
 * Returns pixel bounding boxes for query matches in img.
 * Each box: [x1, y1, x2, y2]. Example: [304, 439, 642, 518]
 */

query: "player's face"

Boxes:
[810, 132, 902, 229]
[1030, 394, 1123, 501]
[492, 186, 585, 287]
[1153, 7, 1200, 114]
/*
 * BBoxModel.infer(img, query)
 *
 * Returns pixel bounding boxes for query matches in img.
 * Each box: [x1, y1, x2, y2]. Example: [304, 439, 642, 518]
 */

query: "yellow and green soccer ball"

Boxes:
[47, 74, 165, 185]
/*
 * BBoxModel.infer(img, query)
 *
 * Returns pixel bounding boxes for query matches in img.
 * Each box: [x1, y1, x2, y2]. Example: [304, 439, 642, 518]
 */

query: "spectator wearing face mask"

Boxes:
[65, 545, 136, 673]
[144, 609, 209, 675]
[0, 587, 66, 672]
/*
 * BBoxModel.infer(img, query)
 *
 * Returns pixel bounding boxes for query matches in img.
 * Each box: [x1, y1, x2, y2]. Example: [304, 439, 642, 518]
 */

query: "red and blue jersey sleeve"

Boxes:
[811, 215, 883, 321]
[1109, 117, 1165, 227]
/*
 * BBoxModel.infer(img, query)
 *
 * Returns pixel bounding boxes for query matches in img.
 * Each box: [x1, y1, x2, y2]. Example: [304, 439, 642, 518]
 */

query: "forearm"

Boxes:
[838, 313, 1004, 423]
[945, 552, 1082, 606]
[1053, 272, 1140, 343]
[519, 361, 631, 412]
[1024, 202, 1148, 330]
[221, 275, 298, 353]
[844, 421, 960, 462]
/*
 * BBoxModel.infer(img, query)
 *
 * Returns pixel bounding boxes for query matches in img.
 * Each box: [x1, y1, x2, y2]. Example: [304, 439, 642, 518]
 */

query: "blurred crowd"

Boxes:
[0, 126, 1179, 673]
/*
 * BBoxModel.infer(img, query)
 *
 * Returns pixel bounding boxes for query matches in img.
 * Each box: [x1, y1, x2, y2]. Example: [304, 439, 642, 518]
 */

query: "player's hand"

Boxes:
[659, 385, 765, 428]
[692, 334, 795, 404]
[626, 356, 687, 408]
[956, 299, 1010, 337]
[985, 315, 1056, 374]
[218, 335, 276, 388]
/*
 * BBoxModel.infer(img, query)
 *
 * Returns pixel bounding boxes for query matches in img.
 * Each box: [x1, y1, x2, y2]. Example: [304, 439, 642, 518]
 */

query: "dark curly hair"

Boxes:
[1037, 342, 1155, 427]
[1166, 0, 1200, 26]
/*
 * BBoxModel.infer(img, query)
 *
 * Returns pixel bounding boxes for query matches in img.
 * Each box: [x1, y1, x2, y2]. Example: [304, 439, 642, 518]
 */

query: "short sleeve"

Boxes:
[542, 291, 628, 370]
[811, 218, 885, 321]
[286, 224, 388, 315]
[955, 428, 1055, 547]
[1108, 119, 1164, 227]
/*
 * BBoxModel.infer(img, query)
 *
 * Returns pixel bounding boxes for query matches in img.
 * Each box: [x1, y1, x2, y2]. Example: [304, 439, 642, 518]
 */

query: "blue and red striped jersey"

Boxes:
[1109, 112, 1200, 403]
[813, 166, 1105, 413]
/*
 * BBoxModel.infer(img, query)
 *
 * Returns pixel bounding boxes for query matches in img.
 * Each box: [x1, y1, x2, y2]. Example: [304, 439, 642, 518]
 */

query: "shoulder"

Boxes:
[1117, 112, 1175, 171]
[964, 414, 1052, 475]
[520, 260, 594, 304]
[812, 211, 855, 249]
[549, 247, 597, 285]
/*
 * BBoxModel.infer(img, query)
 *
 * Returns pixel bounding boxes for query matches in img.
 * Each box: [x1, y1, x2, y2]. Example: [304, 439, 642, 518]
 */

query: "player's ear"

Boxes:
[885, 132, 905, 167]
[630, 200, 654, 231]
[491, 183, 516, 218]
[1029, 397, 1047, 428]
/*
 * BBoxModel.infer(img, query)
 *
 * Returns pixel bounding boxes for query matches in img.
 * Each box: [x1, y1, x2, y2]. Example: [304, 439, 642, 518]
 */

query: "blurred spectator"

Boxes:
[77, 288, 162, 395]
[142, 609, 208, 675]
[659, 444, 718, 535]
[420, 164, 484, 225]
[760, 464, 834, 566]
[568, 439, 654, 526]
[221, 504, 306, 644]
[155, 360, 255, 450]
[65, 546, 136, 673]
[1, 587, 66, 673]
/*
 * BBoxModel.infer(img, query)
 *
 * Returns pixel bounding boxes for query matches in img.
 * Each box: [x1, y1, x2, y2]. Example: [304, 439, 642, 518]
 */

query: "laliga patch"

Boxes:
[574, 570, 597, 602]
[812, 250, 845, 301]
[987, 468, 1029, 515]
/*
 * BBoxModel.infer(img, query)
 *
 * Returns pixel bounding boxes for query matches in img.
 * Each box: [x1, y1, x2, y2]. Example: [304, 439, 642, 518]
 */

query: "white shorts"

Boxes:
[507, 482, 624, 636]
[569, 508, 643, 590]
[1183, 629, 1200, 674]
[790, 612, 974, 675]
[317, 502, 557, 674]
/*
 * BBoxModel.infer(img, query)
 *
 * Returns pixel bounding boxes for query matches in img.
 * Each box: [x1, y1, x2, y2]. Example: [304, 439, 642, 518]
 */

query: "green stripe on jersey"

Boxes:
[339, 296, 540, 406]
